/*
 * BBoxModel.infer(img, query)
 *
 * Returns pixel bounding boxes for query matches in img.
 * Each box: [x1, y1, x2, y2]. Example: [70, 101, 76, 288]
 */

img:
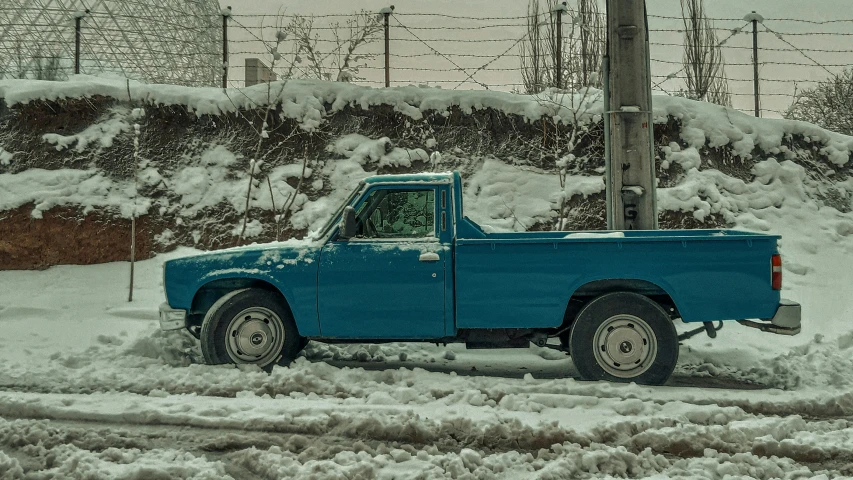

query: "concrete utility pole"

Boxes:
[605, 0, 657, 230]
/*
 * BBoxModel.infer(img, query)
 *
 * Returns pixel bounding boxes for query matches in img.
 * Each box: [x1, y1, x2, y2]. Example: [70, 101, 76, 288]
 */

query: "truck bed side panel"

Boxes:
[454, 237, 780, 329]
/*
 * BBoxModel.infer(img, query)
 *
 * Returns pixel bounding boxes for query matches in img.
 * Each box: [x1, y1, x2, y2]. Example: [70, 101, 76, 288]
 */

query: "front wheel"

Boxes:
[569, 292, 678, 385]
[200, 288, 302, 370]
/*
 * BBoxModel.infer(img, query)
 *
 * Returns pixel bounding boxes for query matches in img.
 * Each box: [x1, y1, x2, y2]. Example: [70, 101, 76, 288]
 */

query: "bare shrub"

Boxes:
[520, 0, 604, 94]
[785, 68, 853, 136]
[681, 0, 730, 106]
[284, 11, 383, 83]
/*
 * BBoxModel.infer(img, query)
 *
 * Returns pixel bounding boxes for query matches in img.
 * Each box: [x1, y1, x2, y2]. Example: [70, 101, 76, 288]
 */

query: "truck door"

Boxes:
[317, 186, 447, 339]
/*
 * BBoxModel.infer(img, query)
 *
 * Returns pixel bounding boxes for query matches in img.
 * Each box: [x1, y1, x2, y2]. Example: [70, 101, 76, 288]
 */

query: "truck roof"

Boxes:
[363, 171, 458, 185]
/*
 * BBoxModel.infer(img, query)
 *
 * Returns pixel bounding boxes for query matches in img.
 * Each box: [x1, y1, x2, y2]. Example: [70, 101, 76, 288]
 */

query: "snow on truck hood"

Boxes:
[164, 238, 322, 272]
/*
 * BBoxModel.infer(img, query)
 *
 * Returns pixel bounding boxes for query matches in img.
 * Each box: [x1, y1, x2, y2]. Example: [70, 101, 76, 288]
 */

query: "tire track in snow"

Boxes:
[0, 410, 846, 479]
[3, 354, 853, 421]
[0, 390, 851, 475]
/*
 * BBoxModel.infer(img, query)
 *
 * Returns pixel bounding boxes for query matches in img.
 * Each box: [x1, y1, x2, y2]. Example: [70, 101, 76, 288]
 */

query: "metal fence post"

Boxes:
[744, 11, 763, 117]
[554, 2, 567, 88]
[74, 9, 88, 75]
[380, 6, 394, 87]
[222, 6, 231, 88]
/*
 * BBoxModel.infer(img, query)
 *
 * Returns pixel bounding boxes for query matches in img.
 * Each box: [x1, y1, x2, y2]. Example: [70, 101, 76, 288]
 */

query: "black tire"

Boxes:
[568, 292, 678, 385]
[200, 288, 302, 371]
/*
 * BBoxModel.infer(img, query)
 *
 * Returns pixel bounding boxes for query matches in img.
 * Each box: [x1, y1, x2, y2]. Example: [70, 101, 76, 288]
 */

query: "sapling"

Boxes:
[127, 79, 145, 301]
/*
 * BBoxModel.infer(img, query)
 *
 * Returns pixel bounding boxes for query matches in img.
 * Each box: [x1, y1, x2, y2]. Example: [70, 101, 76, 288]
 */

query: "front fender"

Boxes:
[163, 245, 322, 336]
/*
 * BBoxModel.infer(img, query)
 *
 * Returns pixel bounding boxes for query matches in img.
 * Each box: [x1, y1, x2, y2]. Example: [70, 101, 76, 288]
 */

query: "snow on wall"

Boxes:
[1, 76, 851, 165]
[0, 76, 851, 237]
[464, 158, 604, 231]
[0, 168, 148, 219]
[42, 107, 132, 153]
[654, 95, 853, 165]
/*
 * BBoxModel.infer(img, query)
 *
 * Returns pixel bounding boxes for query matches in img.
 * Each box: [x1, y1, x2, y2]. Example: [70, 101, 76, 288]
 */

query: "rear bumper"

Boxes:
[737, 299, 801, 335]
[159, 302, 187, 331]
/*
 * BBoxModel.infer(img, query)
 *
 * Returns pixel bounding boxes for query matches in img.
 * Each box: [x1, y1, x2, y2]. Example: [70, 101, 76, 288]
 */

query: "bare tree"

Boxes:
[785, 68, 853, 136]
[9, 44, 63, 80]
[12, 40, 29, 79]
[33, 52, 62, 81]
[223, 24, 306, 245]
[520, 0, 547, 93]
[285, 11, 383, 83]
[562, 0, 603, 89]
[681, 0, 730, 105]
[520, 0, 604, 94]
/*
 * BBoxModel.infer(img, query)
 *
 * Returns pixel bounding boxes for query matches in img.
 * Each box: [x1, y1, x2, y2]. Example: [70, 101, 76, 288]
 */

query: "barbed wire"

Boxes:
[652, 75, 821, 84]
[760, 24, 837, 77]
[391, 15, 492, 90]
[5, 6, 853, 24]
[647, 41, 853, 53]
[649, 21, 750, 93]
[4, 6, 853, 117]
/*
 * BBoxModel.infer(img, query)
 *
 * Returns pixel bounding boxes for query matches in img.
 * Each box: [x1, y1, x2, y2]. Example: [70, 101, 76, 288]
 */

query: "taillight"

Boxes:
[771, 254, 782, 290]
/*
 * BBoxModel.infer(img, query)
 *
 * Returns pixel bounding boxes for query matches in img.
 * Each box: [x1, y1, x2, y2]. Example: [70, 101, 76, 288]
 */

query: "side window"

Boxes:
[356, 189, 435, 238]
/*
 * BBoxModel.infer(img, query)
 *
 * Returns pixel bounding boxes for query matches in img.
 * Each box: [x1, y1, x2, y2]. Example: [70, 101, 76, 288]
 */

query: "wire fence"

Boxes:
[2, 5, 853, 118]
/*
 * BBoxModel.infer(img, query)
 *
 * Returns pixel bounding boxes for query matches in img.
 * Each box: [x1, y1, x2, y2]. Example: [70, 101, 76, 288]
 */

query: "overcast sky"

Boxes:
[219, 0, 853, 117]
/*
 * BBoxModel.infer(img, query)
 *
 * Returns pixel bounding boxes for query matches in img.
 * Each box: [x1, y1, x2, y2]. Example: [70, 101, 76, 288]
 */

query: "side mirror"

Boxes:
[338, 206, 357, 240]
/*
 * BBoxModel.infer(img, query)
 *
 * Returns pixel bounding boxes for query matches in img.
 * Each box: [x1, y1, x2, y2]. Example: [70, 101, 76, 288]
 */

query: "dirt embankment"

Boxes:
[0, 205, 152, 270]
[1, 92, 847, 270]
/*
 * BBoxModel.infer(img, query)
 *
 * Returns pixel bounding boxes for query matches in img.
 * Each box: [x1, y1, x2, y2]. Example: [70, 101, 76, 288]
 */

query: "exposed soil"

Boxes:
[0, 205, 154, 270]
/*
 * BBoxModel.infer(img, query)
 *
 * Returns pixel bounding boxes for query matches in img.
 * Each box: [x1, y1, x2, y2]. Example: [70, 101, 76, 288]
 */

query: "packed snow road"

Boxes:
[1, 233, 853, 478]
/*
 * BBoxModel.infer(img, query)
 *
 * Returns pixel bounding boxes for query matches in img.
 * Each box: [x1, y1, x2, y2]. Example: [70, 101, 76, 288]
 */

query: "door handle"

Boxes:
[419, 252, 440, 262]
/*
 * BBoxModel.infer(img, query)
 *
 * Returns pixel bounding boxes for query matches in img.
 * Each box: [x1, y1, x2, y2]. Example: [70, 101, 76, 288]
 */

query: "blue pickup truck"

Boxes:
[159, 171, 801, 385]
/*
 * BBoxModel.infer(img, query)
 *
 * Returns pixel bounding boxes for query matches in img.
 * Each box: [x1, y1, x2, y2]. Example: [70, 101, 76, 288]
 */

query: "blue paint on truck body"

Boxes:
[163, 171, 783, 340]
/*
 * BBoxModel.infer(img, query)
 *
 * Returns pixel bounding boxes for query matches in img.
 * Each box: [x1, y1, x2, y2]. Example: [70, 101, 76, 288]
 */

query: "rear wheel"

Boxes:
[569, 292, 678, 385]
[200, 288, 302, 371]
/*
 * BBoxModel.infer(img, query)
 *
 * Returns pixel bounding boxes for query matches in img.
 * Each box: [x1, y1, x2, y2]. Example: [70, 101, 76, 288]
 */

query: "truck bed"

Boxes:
[454, 217, 780, 329]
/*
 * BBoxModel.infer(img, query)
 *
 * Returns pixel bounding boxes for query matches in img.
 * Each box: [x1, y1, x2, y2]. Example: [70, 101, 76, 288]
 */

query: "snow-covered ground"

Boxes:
[1, 77, 853, 478]
[1, 205, 853, 479]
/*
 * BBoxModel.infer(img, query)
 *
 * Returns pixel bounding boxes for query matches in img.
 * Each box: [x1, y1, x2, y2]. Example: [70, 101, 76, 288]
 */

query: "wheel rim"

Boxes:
[225, 307, 285, 367]
[592, 314, 657, 379]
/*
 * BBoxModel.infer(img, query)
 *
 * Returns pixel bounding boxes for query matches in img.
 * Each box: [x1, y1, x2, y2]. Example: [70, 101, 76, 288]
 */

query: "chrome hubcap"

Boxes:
[592, 314, 657, 379]
[225, 307, 285, 366]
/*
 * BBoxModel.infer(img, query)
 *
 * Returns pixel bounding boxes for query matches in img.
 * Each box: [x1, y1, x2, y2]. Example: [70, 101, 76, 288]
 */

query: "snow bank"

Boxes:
[2, 76, 850, 168]
[657, 158, 808, 223]
[655, 95, 853, 165]
[0, 76, 590, 129]
[42, 107, 132, 153]
[464, 158, 604, 231]
[1, 76, 850, 234]
[0, 168, 148, 218]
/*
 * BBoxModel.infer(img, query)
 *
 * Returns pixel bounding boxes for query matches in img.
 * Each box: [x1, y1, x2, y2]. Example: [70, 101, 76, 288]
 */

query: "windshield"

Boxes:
[314, 181, 365, 239]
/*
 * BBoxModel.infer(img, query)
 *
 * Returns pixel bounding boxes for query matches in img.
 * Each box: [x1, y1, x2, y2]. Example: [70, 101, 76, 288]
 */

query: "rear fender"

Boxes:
[562, 278, 680, 326]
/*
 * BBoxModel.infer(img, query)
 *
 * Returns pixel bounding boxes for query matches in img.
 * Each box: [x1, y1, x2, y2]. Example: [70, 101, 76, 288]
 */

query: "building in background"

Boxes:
[244, 58, 277, 87]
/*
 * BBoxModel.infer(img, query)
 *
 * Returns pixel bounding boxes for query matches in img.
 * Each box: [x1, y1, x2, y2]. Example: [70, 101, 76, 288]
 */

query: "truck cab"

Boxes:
[159, 171, 801, 385]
